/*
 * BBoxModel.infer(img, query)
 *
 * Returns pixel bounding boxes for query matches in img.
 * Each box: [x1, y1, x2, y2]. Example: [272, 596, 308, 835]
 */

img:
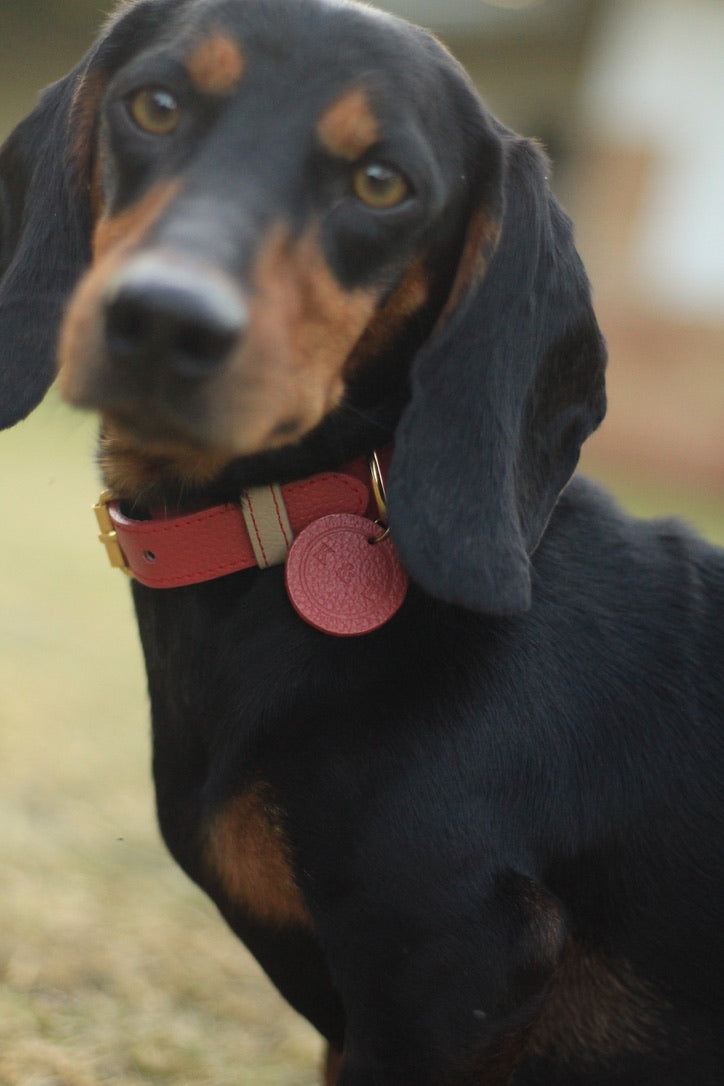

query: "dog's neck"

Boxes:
[94, 446, 406, 635]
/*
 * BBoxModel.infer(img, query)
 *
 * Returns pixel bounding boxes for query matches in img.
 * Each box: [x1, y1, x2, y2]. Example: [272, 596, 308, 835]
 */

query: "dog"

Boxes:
[1, 0, 722, 1082]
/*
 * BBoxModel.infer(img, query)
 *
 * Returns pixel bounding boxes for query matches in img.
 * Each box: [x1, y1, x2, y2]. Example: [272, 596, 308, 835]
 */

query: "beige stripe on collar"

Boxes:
[240, 484, 294, 568]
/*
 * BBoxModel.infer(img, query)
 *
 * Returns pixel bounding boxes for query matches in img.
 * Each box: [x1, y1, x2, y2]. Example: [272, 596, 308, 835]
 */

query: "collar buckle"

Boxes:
[93, 490, 133, 576]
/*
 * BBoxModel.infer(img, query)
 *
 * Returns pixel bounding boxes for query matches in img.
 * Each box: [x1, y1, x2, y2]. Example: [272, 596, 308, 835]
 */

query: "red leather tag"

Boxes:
[285, 513, 408, 636]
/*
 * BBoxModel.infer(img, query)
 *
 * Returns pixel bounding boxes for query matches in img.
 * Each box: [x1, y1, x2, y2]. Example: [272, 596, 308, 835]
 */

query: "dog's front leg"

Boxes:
[324, 869, 566, 1086]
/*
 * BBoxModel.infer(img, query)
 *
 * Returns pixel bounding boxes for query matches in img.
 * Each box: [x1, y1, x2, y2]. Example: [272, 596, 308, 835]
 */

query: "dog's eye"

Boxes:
[127, 87, 181, 135]
[352, 163, 410, 209]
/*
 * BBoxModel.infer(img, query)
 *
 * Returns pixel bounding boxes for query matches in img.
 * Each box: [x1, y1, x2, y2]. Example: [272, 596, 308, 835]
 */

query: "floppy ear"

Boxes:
[388, 134, 607, 614]
[0, 67, 94, 429]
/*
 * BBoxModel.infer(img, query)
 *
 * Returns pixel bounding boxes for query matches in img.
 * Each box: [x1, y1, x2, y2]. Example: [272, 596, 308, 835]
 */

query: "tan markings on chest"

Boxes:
[204, 783, 313, 929]
[526, 940, 666, 1064]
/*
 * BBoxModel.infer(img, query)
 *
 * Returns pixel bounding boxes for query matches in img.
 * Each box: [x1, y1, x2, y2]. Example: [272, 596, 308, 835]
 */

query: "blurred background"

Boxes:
[0, 1, 721, 1083]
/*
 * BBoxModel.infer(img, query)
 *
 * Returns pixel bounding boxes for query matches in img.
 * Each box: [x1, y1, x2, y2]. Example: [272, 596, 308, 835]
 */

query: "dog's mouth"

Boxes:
[101, 391, 315, 466]
[97, 408, 243, 499]
[58, 233, 381, 484]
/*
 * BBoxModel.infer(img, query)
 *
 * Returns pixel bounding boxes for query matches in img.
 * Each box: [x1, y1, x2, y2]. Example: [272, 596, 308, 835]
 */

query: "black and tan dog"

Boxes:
[1, 1, 722, 1082]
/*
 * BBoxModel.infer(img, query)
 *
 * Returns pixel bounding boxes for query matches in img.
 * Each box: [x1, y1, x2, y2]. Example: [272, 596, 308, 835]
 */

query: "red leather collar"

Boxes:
[94, 452, 390, 589]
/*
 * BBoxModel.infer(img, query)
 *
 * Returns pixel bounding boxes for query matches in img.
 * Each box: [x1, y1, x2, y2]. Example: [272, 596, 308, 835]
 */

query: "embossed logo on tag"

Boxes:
[285, 513, 408, 636]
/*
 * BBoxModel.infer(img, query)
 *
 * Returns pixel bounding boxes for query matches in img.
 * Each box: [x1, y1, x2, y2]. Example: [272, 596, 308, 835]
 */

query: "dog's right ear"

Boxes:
[0, 66, 96, 429]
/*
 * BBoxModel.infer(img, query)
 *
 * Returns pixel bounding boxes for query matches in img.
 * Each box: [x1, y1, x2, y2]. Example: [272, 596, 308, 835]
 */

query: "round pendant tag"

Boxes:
[285, 513, 408, 636]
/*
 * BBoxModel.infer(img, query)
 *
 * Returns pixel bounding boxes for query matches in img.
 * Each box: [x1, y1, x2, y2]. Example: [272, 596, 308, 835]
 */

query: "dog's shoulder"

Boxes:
[531, 475, 723, 712]
[544, 474, 723, 604]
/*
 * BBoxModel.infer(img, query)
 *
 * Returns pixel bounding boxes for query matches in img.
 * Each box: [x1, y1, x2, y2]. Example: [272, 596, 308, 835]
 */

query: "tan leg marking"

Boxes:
[527, 941, 667, 1064]
[205, 783, 313, 929]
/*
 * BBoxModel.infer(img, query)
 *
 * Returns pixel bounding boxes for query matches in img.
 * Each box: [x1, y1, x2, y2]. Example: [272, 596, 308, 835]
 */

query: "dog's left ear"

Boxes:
[388, 134, 606, 614]
[0, 67, 94, 429]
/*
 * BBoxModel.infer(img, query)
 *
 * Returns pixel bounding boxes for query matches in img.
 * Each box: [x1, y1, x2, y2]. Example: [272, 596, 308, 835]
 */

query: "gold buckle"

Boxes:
[93, 490, 133, 576]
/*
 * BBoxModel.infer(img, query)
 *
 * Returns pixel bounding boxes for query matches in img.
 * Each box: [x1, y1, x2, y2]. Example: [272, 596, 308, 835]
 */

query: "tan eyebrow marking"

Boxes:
[185, 33, 245, 96]
[316, 89, 379, 161]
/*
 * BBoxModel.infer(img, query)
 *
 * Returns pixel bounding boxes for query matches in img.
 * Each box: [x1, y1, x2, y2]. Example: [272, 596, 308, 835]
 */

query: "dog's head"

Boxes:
[0, 0, 605, 613]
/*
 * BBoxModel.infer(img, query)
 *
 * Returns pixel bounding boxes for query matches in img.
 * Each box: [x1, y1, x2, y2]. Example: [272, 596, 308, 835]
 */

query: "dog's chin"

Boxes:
[97, 420, 231, 501]
[97, 407, 316, 501]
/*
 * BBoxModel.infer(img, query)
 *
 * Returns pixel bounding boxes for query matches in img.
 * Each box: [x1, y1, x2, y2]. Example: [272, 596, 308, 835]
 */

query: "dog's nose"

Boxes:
[104, 255, 246, 379]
